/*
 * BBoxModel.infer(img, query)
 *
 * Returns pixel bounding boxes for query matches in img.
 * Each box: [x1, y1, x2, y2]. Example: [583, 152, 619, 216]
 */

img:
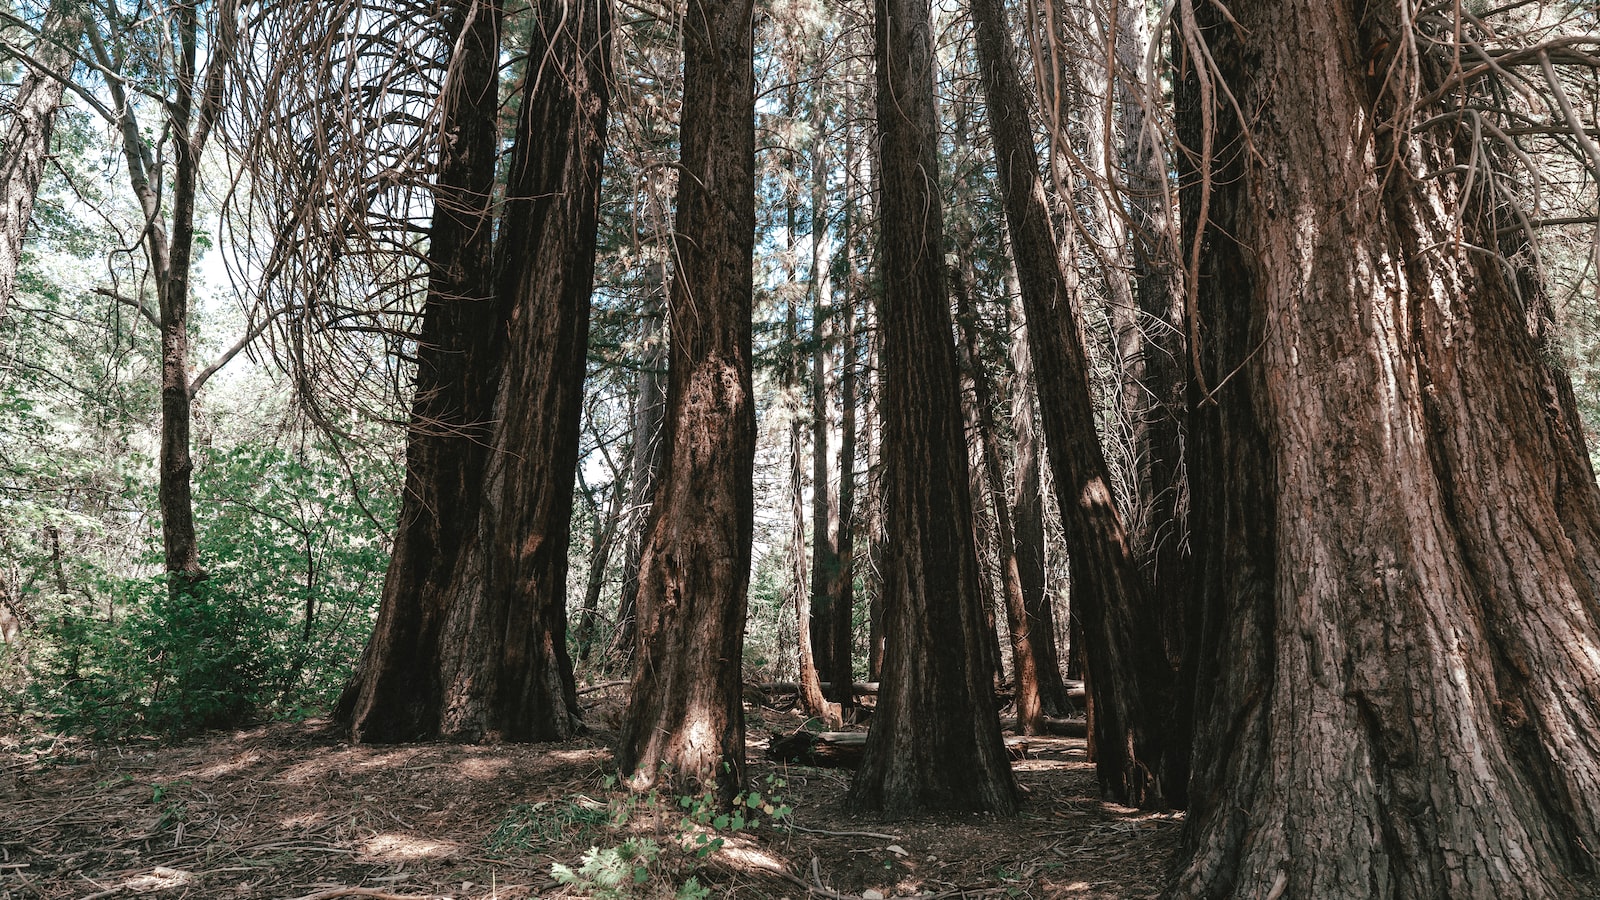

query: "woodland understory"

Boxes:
[2, 0, 1600, 898]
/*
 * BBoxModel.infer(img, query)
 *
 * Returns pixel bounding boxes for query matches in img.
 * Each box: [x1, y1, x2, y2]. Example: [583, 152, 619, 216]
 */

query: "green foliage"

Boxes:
[551, 838, 662, 899]
[8, 441, 399, 738]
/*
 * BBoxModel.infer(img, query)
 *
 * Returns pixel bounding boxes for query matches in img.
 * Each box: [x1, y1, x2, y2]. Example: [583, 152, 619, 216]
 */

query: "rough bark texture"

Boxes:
[1173, 2, 1600, 895]
[973, 0, 1178, 807]
[421, 0, 610, 740]
[0, 0, 81, 319]
[847, 0, 1017, 817]
[615, 0, 756, 805]
[337, 0, 506, 740]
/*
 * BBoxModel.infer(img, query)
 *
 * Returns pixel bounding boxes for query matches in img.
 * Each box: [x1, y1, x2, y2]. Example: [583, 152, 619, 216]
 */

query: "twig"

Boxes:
[778, 822, 900, 841]
[576, 679, 630, 696]
[280, 888, 449, 900]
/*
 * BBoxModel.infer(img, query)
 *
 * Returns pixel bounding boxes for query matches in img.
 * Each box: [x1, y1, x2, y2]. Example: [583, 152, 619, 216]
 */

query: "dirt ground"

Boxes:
[0, 690, 1180, 899]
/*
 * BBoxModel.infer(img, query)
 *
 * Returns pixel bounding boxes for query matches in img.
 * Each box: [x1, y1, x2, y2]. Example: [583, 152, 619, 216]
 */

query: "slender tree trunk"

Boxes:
[831, 214, 859, 719]
[973, 0, 1178, 806]
[1114, 0, 1189, 664]
[1007, 292, 1071, 716]
[788, 203, 831, 723]
[609, 269, 668, 669]
[1173, 2, 1600, 895]
[615, 0, 756, 804]
[952, 273, 1043, 734]
[577, 470, 627, 661]
[0, 0, 82, 319]
[848, 0, 1017, 816]
[337, 0, 507, 739]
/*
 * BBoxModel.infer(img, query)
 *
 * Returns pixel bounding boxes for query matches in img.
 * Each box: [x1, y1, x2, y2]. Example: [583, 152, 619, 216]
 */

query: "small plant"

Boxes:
[550, 838, 661, 899]
[487, 798, 611, 853]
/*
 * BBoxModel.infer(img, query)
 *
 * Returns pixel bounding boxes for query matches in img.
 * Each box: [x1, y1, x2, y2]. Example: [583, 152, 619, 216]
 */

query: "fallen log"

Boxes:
[999, 716, 1087, 738]
[766, 730, 1036, 768]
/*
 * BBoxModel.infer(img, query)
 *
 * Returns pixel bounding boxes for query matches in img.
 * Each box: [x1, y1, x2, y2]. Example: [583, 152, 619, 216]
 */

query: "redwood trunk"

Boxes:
[972, 0, 1178, 806]
[1008, 295, 1071, 716]
[337, 0, 505, 739]
[953, 276, 1043, 734]
[615, 0, 756, 804]
[1173, 2, 1600, 895]
[848, 0, 1017, 815]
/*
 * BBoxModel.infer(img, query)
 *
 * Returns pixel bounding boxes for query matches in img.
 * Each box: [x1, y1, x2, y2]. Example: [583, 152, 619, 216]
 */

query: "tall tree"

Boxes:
[1173, 1, 1600, 895]
[614, 0, 756, 804]
[848, 0, 1017, 816]
[972, 0, 1179, 805]
[339, 0, 611, 741]
[0, 0, 83, 319]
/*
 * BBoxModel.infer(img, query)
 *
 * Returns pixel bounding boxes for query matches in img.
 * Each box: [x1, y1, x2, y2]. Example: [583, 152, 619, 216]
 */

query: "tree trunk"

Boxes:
[1114, 0, 1189, 667]
[1172, 2, 1600, 895]
[577, 470, 627, 661]
[420, 0, 610, 739]
[952, 272, 1044, 735]
[615, 0, 756, 805]
[973, 0, 1178, 807]
[1007, 293, 1072, 717]
[337, 0, 506, 740]
[787, 188, 831, 724]
[0, 0, 82, 319]
[608, 268, 668, 669]
[848, 0, 1017, 816]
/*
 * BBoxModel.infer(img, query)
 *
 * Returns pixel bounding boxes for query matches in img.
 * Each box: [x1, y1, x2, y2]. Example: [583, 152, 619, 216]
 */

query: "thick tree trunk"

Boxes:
[615, 0, 756, 805]
[608, 270, 668, 669]
[337, 0, 506, 739]
[848, 0, 1017, 816]
[1173, 2, 1600, 895]
[428, 0, 611, 740]
[972, 0, 1178, 807]
[1007, 294, 1072, 717]
[0, 0, 81, 319]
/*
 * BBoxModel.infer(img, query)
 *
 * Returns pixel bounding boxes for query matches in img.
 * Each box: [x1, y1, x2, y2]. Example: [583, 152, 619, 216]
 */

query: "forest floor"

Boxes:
[0, 687, 1180, 899]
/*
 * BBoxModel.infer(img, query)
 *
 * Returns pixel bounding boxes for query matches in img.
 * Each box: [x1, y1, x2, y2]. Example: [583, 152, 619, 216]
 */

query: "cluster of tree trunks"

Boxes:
[337, 0, 610, 743]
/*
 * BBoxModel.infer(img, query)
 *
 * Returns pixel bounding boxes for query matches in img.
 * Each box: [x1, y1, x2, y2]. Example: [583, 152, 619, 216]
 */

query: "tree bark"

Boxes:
[0, 0, 82, 319]
[577, 469, 627, 661]
[1007, 293, 1072, 717]
[972, 0, 1179, 807]
[952, 273, 1043, 735]
[848, 0, 1017, 816]
[1172, 2, 1600, 895]
[608, 269, 668, 669]
[615, 0, 756, 805]
[423, 0, 610, 739]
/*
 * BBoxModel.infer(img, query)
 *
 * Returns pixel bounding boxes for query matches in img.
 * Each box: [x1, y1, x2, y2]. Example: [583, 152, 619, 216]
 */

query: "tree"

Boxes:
[1172, 1, 1600, 895]
[0, 0, 83, 319]
[338, 0, 611, 742]
[971, 0, 1179, 805]
[614, 0, 756, 804]
[846, 0, 1017, 816]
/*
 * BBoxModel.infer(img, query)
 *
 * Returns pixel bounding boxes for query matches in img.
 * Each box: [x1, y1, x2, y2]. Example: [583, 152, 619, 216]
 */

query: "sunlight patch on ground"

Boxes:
[184, 750, 262, 780]
[457, 756, 513, 780]
[277, 747, 421, 783]
[359, 832, 464, 862]
[714, 835, 790, 876]
[278, 811, 329, 830]
[109, 866, 195, 892]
